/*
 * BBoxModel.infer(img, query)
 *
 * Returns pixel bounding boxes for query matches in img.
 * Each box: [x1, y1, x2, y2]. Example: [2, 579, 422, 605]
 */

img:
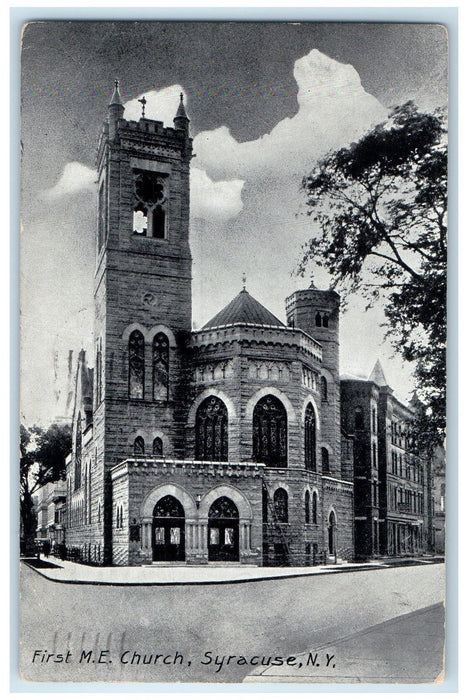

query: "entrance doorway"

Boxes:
[152, 495, 185, 561]
[328, 511, 336, 555]
[208, 497, 239, 562]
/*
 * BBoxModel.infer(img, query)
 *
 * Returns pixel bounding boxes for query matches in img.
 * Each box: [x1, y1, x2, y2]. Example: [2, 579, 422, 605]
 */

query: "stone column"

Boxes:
[141, 517, 152, 553]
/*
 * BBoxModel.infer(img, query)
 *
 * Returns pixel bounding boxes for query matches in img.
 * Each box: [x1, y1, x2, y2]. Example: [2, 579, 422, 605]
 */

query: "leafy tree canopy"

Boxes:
[20, 423, 72, 542]
[300, 102, 447, 442]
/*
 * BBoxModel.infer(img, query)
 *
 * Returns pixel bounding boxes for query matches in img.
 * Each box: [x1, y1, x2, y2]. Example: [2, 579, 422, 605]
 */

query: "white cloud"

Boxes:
[193, 49, 388, 181]
[41, 162, 97, 200]
[124, 85, 186, 126]
[190, 168, 244, 221]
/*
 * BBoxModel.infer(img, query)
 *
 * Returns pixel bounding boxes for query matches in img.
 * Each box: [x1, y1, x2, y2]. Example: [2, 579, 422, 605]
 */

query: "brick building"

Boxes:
[341, 361, 429, 559]
[64, 82, 354, 566]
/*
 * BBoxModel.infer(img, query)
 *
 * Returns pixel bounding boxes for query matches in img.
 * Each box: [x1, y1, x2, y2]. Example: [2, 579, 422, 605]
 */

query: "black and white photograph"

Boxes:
[18, 19, 449, 686]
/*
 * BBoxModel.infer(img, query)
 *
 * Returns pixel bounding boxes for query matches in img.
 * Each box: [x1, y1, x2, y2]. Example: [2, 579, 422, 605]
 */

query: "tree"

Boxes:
[300, 102, 447, 441]
[20, 423, 72, 548]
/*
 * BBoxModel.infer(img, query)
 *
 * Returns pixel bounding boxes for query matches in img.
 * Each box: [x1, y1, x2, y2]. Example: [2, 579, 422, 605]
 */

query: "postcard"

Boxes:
[19, 20, 448, 685]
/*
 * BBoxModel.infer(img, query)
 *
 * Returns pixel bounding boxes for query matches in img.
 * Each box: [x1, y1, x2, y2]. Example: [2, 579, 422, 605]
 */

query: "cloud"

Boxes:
[190, 168, 244, 221]
[193, 49, 388, 182]
[41, 162, 97, 200]
[124, 85, 186, 125]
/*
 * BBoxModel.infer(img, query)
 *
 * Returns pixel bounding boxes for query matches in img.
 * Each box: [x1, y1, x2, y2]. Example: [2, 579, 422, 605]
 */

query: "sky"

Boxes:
[19, 21, 448, 425]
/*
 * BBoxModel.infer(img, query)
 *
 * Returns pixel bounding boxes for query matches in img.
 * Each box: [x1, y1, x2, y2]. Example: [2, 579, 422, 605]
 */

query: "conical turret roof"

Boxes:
[109, 79, 123, 106]
[203, 289, 284, 329]
[369, 359, 388, 386]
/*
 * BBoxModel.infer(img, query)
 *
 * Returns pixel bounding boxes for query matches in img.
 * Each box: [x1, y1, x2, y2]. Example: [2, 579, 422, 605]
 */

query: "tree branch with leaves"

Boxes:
[300, 102, 447, 441]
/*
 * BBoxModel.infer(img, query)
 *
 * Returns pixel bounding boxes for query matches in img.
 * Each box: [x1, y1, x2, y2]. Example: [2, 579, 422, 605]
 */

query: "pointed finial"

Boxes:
[242, 272, 247, 291]
[180, 92, 184, 102]
[109, 78, 123, 107]
[138, 96, 147, 118]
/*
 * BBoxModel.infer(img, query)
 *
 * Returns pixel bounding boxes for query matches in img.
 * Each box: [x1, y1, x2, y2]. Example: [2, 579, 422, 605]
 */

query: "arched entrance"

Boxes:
[152, 495, 185, 561]
[328, 511, 336, 555]
[208, 497, 239, 562]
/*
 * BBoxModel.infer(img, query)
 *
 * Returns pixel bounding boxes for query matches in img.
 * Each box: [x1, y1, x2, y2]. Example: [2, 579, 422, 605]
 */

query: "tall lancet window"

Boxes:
[129, 330, 145, 399]
[75, 412, 82, 490]
[195, 396, 228, 462]
[304, 403, 317, 471]
[153, 333, 169, 401]
[252, 395, 287, 467]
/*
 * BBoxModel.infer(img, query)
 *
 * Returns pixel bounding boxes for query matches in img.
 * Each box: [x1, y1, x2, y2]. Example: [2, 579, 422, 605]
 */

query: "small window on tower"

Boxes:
[315, 312, 322, 327]
[322, 314, 329, 328]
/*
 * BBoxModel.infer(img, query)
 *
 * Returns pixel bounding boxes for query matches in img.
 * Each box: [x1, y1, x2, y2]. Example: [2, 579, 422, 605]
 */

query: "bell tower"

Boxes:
[92, 82, 193, 561]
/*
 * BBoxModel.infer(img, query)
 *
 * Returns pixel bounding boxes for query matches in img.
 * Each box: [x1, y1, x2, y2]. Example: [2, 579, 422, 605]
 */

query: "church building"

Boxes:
[65, 82, 354, 566]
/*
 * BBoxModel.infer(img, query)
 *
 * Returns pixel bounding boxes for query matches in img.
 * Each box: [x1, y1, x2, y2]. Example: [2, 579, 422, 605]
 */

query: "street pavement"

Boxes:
[19, 561, 445, 685]
[244, 602, 445, 683]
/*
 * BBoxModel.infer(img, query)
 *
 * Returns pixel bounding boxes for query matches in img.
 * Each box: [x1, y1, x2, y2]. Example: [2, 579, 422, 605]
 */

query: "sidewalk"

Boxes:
[244, 602, 445, 684]
[22, 554, 439, 585]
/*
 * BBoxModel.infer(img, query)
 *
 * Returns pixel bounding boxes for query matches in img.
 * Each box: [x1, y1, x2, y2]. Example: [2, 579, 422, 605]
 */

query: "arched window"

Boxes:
[372, 407, 377, 433]
[274, 488, 288, 523]
[320, 376, 328, 402]
[195, 396, 228, 461]
[305, 491, 310, 524]
[322, 314, 329, 328]
[253, 395, 287, 467]
[153, 437, 163, 457]
[315, 312, 322, 327]
[75, 412, 82, 490]
[304, 403, 316, 471]
[322, 447, 330, 473]
[153, 333, 169, 401]
[355, 406, 364, 431]
[312, 491, 318, 524]
[372, 442, 377, 467]
[133, 170, 168, 239]
[129, 330, 145, 399]
[134, 436, 145, 456]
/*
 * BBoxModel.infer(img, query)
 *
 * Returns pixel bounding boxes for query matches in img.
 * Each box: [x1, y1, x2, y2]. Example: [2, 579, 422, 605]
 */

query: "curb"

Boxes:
[21, 560, 393, 587]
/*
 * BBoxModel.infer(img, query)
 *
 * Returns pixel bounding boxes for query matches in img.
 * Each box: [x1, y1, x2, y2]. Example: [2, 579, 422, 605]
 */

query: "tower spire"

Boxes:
[174, 92, 189, 133]
[108, 79, 125, 139]
[109, 79, 123, 107]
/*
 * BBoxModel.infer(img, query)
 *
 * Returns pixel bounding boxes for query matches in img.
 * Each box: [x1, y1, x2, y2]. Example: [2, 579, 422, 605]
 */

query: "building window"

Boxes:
[74, 412, 82, 490]
[304, 403, 317, 472]
[95, 337, 103, 406]
[315, 312, 322, 327]
[322, 314, 329, 328]
[129, 330, 145, 399]
[253, 395, 287, 467]
[152, 333, 169, 401]
[274, 488, 288, 523]
[372, 442, 377, 468]
[321, 447, 330, 474]
[133, 170, 168, 239]
[372, 408, 377, 433]
[320, 376, 328, 402]
[153, 437, 163, 457]
[355, 407, 364, 431]
[134, 436, 145, 456]
[195, 396, 228, 462]
[98, 179, 106, 251]
[305, 491, 310, 524]
[312, 491, 318, 524]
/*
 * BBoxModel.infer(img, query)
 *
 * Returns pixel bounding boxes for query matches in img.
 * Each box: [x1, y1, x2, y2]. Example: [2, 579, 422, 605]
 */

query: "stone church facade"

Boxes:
[65, 83, 354, 566]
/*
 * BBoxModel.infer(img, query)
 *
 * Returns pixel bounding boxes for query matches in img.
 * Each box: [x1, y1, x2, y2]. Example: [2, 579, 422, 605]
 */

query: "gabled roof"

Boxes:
[203, 289, 285, 329]
[368, 359, 388, 387]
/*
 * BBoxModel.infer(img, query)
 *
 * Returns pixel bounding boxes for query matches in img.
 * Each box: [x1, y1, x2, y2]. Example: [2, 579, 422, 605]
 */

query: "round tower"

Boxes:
[285, 286, 341, 477]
